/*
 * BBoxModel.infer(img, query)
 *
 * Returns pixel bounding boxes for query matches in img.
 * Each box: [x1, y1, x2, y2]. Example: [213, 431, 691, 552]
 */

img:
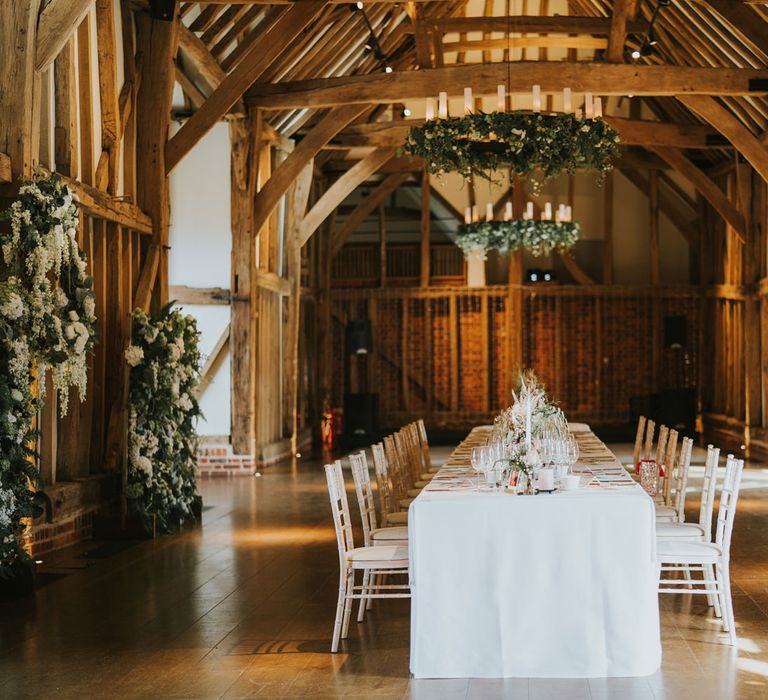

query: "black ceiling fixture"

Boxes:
[631, 0, 671, 60]
[350, 2, 393, 73]
[149, 0, 176, 22]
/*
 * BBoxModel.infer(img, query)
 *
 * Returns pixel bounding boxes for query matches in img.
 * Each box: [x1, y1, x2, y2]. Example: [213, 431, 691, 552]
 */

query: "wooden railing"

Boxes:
[330, 285, 700, 431]
[332, 244, 466, 287]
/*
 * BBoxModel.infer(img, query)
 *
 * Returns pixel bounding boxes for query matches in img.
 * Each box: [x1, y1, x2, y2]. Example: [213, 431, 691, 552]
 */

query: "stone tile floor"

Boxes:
[0, 442, 767, 699]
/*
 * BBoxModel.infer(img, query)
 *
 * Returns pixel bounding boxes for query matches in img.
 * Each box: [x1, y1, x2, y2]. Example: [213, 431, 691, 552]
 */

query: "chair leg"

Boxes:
[331, 570, 346, 653]
[366, 573, 377, 610]
[682, 564, 692, 589]
[720, 561, 737, 645]
[341, 569, 355, 639]
[715, 562, 730, 633]
[357, 570, 369, 623]
[704, 564, 717, 608]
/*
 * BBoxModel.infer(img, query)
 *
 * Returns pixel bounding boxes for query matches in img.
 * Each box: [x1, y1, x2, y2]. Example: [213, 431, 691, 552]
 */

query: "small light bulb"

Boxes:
[403, 107, 411, 117]
[631, 49, 641, 60]
[356, 1, 363, 9]
[384, 65, 393, 74]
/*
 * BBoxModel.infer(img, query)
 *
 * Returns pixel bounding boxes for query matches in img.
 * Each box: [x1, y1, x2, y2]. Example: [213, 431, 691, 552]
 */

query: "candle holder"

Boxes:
[453, 219, 581, 258]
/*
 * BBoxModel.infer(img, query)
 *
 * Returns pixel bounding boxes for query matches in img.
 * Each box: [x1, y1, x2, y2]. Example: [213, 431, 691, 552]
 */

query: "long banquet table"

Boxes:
[408, 427, 661, 679]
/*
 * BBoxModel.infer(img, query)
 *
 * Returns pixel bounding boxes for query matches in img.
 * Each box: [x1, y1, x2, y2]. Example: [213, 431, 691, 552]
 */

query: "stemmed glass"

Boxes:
[566, 435, 580, 474]
[471, 446, 485, 491]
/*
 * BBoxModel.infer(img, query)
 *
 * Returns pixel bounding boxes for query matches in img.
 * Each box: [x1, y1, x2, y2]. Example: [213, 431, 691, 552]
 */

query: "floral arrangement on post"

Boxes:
[402, 112, 620, 186]
[124, 304, 202, 534]
[454, 219, 581, 259]
[0, 170, 97, 577]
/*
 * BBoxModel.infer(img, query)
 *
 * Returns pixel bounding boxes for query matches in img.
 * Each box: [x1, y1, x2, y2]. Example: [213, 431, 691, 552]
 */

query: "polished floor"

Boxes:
[1, 443, 768, 699]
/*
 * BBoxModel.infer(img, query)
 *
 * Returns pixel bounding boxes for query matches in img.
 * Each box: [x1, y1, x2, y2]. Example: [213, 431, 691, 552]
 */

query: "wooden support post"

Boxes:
[420, 169, 430, 287]
[230, 115, 257, 455]
[284, 161, 314, 451]
[53, 38, 78, 177]
[135, 4, 179, 309]
[603, 170, 614, 284]
[77, 16, 95, 185]
[649, 169, 660, 285]
[0, 0, 41, 181]
[379, 205, 387, 287]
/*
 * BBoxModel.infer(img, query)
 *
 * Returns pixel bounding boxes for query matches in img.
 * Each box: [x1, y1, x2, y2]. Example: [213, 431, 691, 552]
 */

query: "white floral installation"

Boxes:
[454, 219, 581, 259]
[124, 304, 202, 533]
[0, 169, 97, 576]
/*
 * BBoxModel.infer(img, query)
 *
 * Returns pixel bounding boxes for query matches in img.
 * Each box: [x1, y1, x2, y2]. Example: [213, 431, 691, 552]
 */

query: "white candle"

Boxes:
[594, 96, 603, 118]
[532, 84, 541, 113]
[485, 202, 493, 221]
[425, 97, 435, 121]
[566, 205, 573, 222]
[464, 206, 471, 224]
[526, 201, 534, 220]
[464, 87, 473, 114]
[525, 399, 532, 449]
[558, 203, 566, 221]
[563, 87, 572, 114]
[585, 92, 594, 119]
[505, 201, 513, 221]
[438, 91, 448, 119]
[544, 202, 553, 220]
[575, 108, 583, 120]
[497, 84, 506, 112]
[472, 205, 479, 223]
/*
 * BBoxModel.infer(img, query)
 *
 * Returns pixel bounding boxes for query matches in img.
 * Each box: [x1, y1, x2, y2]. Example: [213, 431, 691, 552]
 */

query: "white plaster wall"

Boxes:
[169, 122, 232, 437]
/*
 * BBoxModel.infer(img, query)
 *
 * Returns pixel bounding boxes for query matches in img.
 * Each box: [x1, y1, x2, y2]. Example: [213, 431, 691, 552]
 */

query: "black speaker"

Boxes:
[343, 393, 378, 437]
[664, 315, 687, 349]
[149, 0, 176, 21]
[346, 320, 373, 355]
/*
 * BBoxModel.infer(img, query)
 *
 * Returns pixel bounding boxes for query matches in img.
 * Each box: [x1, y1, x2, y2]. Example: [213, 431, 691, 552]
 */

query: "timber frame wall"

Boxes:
[2, 1, 768, 558]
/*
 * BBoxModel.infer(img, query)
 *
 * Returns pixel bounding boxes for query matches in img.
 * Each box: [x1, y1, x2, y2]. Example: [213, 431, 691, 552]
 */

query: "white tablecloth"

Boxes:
[409, 429, 661, 679]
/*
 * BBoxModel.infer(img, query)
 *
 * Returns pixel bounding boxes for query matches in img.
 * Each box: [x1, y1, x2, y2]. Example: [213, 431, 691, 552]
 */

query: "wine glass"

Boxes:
[566, 435, 580, 474]
[471, 446, 484, 490]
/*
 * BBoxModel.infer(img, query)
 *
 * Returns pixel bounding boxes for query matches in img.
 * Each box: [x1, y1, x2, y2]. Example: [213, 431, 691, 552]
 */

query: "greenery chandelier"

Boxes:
[454, 218, 581, 260]
[402, 87, 620, 184]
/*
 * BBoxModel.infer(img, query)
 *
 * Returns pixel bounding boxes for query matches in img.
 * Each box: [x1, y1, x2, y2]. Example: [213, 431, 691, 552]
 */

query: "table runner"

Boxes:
[409, 427, 661, 679]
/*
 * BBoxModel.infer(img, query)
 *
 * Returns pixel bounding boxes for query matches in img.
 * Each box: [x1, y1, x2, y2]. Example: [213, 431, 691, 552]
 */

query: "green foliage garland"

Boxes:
[455, 219, 581, 258]
[125, 304, 202, 534]
[0, 170, 97, 574]
[402, 112, 620, 183]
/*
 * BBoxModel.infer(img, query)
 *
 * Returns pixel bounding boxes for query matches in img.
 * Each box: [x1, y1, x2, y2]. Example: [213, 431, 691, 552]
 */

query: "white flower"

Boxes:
[178, 393, 193, 412]
[0, 291, 24, 320]
[125, 345, 144, 367]
[83, 296, 95, 319]
[68, 310, 79, 322]
[10, 389, 23, 402]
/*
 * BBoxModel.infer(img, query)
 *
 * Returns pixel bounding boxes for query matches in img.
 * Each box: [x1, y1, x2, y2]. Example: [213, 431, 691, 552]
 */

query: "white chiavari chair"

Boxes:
[660, 428, 679, 505]
[653, 425, 670, 496]
[643, 418, 656, 461]
[657, 444, 721, 542]
[406, 422, 435, 484]
[349, 451, 409, 621]
[657, 432, 692, 523]
[392, 431, 423, 498]
[371, 441, 408, 526]
[627, 416, 647, 470]
[657, 455, 744, 645]
[657, 444, 722, 610]
[416, 418, 442, 472]
[325, 460, 410, 652]
[384, 435, 416, 509]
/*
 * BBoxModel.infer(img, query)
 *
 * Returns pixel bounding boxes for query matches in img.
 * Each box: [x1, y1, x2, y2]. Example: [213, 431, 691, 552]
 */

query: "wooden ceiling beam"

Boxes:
[704, 1, 768, 58]
[678, 95, 768, 184]
[167, 2, 324, 172]
[651, 146, 746, 243]
[332, 172, 411, 256]
[607, 0, 638, 63]
[246, 62, 768, 109]
[422, 16, 647, 34]
[35, 0, 95, 72]
[300, 146, 397, 246]
[442, 37, 608, 52]
[329, 115, 726, 150]
[252, 103, 370, 241]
